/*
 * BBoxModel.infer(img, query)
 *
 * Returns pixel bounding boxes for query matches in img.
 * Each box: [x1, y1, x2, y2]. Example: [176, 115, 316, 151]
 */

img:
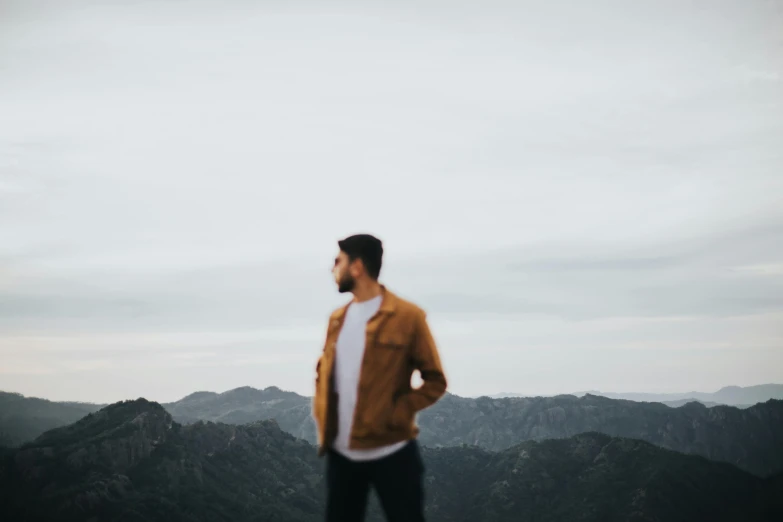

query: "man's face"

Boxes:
[333, 251, 356, 293]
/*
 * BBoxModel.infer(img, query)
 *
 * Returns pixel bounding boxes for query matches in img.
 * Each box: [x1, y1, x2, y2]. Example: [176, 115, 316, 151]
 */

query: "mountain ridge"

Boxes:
[2, 399, 782, 522]
[162, 387, 783, 477]
[4, 387, 783, 477]
[566, 383, 783, 405]
[0, 391, 104, 448]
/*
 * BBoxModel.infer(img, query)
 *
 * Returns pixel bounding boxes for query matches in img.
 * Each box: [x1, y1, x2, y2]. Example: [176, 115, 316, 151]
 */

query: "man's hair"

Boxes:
[338, 234, 383, 280]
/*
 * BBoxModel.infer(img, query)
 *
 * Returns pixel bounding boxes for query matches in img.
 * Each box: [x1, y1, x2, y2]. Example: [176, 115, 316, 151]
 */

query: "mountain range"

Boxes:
[154, 387, 783, 477]
[494, 384, 783, 407]
[3, 386, 783, 477]
[1, 399, 781, 522]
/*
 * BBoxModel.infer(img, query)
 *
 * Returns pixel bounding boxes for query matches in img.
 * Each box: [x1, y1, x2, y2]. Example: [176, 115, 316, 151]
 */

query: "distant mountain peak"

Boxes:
[680, 400, 708, 409]
[221, 386, 262, 397]
[29, 398, 172, 449]
[228, 385, 257, 392]
[180, 391, 219, 401]
[101, 397, 169, 415]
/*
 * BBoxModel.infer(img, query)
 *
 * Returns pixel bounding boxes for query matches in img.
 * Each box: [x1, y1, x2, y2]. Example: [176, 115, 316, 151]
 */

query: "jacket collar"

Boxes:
[378, 285, 397, 314]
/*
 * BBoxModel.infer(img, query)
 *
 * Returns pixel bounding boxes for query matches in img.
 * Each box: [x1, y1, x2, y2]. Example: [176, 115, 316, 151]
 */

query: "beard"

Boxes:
[337, 272, 356, 293]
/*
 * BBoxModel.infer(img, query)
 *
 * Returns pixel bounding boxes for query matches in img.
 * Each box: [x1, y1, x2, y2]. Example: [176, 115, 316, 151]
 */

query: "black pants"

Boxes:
[325, 441, 426, 522]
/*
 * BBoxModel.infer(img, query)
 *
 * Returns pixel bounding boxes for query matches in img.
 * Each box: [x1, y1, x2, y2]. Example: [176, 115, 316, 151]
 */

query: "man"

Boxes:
[312, 234, 448, 522]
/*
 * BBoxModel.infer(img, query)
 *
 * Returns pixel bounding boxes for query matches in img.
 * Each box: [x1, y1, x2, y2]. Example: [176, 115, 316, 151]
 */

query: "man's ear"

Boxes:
[349, 258, 365, 278]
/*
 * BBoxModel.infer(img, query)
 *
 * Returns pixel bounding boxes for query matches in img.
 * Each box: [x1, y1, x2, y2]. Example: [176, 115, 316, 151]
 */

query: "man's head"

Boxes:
[333, 234, 383, 293]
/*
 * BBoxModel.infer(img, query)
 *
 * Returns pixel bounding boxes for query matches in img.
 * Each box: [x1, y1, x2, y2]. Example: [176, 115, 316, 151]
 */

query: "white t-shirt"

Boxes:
[332, 295, 408, 461]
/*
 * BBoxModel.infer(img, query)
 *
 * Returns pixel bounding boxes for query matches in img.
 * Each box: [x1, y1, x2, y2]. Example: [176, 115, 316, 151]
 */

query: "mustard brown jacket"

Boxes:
[312, 287, 447, 456]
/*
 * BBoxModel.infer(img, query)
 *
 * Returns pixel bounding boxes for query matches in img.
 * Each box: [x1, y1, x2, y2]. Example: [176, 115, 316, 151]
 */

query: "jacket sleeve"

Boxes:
[312, 316, 331, 422]
[311, 355, 322, 421]
[406, 310, 448, 412]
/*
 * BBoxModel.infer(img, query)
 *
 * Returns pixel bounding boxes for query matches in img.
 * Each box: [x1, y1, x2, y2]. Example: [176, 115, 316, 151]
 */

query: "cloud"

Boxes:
[735, 65, 782, 83]
[0, 0, 781, 400]
[732, 264, 783, 276]
[408, 221, 783, 320]
[1, 220, 782, 334]
[508, 256, 680, 272]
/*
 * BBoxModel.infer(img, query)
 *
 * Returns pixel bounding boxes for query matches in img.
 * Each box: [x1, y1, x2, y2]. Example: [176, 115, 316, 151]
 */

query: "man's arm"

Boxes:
[405, 310, 447, 412]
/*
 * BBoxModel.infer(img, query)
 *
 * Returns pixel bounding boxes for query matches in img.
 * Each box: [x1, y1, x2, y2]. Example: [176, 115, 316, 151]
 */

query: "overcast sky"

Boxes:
[1, 0, 781, 403]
